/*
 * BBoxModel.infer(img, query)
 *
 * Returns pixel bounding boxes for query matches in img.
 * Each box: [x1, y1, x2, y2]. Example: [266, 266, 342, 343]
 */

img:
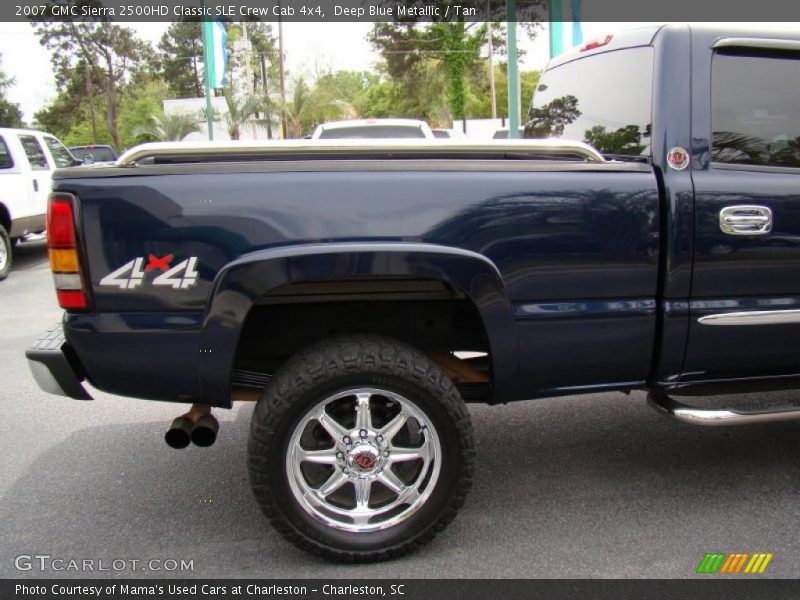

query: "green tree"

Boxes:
[0, 55, 24, 128]
[158, 19, 279, 100]
[132, 111, 200, 142]
[32, 4, 154, 151]
[279, 77, 312, 138]
[359, 62, 449, 125]
[277, 76, 353, 138]
[118, 77, 169, 148]
[584, 125, 646, 156]
[524, 95, 581, 137]
[35, 70, 168, 150]
[429, 21, 487, 125]
[157, 20, 204, 98]
[220, 86, 263, 140]
[467, 65, 540, 121]
[34, 61, 113, 145]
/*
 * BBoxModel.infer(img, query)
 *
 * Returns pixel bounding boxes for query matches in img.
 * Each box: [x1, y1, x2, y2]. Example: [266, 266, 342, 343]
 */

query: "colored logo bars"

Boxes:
[696, 552, 773, 574]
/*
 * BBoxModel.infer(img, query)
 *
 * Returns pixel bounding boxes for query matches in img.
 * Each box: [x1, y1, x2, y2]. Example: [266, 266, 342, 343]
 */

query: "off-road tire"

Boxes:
[247, 334, 475, 562]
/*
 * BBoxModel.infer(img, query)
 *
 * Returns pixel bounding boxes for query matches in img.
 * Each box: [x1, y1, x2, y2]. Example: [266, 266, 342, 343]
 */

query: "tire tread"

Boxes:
[247, 334, 475, 562]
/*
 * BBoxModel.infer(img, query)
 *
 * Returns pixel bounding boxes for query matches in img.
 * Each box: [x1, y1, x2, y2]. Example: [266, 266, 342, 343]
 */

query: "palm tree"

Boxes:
[277, 77, 353, 138]
[132, 112, 201, 142]
[220, 87, 263, 141]
[280, 78, 313, 139]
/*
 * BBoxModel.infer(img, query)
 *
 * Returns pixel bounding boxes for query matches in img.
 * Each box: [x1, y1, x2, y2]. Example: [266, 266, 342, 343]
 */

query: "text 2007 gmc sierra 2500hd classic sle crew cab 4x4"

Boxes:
[26, 24, 800, 561]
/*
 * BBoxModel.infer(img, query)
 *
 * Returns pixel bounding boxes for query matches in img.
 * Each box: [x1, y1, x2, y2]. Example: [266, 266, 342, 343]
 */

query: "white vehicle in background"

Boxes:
[311, 118, 435, 140]
[0, 128, 78, 280]
[432, 128, 466, 139]
[492, 127, 526, 139]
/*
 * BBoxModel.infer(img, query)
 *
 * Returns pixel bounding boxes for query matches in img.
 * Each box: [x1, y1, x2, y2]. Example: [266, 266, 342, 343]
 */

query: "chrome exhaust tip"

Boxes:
[165, 416, 194, 449]
[165, 404, 215, 448]
[191, 414, 219, 447]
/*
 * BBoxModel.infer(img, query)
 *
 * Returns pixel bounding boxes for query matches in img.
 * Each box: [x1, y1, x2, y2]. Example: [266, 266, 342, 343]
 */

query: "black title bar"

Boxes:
[4, 579, 800, 600]
[7, 0, 800, 22]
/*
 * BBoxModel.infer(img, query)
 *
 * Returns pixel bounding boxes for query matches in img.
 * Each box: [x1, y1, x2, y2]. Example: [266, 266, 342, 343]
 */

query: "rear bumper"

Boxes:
[26, 324, 92, 400]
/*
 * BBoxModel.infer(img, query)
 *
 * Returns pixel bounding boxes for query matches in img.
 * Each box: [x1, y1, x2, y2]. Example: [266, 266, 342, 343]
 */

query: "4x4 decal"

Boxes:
[100, 254, 199, 290]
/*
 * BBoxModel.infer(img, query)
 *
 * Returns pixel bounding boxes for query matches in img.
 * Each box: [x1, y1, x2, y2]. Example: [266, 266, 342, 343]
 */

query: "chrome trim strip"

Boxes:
[698, 309, 800, 326]
[648, 392, 800, 426]
[713, 37, 800, 52]
[115, 139, 606, 167]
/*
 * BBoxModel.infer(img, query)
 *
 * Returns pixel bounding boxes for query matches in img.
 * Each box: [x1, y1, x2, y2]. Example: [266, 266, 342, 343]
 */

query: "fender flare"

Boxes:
[199, 242, 518, 407]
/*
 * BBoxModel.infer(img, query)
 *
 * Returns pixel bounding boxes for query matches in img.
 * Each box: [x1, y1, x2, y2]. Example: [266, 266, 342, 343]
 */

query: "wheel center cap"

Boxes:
[347, 444, 381, 475]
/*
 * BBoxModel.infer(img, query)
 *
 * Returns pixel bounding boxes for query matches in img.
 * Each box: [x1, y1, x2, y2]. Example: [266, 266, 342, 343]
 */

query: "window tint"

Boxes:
[712, 51, 800, 168]
[44, 136, 76, 168]
[0, 136, 12, 169]
[70, 146, 116, 162]
[18, 135, 49, 169]
[525, 47, 653, 157]
[319, 126, 427, 139]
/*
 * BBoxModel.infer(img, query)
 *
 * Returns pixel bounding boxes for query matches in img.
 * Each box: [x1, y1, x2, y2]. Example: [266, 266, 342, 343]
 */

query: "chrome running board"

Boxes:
[647, 391, 800, 426]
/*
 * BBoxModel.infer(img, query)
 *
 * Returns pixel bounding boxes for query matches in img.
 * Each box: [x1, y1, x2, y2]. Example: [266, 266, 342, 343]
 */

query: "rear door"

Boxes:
[684, 39, 800, 383]
[0, 133, 34, 225]
[16, 133, 52, 218]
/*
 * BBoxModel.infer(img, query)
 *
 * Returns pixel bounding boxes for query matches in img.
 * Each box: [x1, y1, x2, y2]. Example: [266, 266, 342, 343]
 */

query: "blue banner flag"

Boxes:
[549, 0, 582, 57]
[204, 20, 228, 89]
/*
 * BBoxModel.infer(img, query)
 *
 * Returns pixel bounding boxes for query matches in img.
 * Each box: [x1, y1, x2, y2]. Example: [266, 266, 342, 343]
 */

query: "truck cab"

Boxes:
[526, 23, 800, 396]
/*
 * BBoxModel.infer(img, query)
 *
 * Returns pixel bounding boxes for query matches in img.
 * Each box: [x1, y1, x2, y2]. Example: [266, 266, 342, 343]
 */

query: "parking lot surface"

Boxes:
[1, 240, 799, 578]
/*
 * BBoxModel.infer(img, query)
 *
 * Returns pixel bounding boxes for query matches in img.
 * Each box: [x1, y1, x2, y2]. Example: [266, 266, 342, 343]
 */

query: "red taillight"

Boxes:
[47, 193, 88, 310]
[56, 289, 87, 309]
[581, 35, 613, 52]
[47, 197, 76, 248]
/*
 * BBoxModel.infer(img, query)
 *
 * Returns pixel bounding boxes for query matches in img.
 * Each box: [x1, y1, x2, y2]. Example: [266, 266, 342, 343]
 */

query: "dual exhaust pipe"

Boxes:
[165, 404, 219, 449]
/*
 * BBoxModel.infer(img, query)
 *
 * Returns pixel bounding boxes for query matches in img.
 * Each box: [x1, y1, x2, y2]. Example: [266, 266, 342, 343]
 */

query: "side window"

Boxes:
[18, 135, 49, 170]
[0, 136, 12, 169]
[526, 47, 654, 157]
[712, 51, 800, 168]
[43, 136, 76, 168]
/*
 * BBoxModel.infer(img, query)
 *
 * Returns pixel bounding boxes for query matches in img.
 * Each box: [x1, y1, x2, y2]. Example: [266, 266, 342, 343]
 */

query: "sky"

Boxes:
[0, 21, 651, 121]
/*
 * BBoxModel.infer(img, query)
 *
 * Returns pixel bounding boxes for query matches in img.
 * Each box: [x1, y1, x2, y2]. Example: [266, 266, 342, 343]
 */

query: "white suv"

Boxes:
[0, 128, 78, 280]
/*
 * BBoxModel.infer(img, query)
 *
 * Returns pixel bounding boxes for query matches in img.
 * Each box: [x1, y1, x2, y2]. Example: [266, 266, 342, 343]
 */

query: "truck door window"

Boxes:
[43, 136, 76, 168]
[18, 135, 49, 170]
[525, 47, 653, 158]
[0, 136, 12, 169]
[712, 51, 800, 169]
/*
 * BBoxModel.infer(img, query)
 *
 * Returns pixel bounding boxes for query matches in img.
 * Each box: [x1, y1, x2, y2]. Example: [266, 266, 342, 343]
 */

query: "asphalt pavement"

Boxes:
[1, 239, 799, 579]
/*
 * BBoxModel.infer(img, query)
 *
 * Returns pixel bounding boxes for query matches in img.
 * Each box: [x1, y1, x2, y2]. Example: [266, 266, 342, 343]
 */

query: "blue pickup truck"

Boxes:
[26, 24, 800, 561]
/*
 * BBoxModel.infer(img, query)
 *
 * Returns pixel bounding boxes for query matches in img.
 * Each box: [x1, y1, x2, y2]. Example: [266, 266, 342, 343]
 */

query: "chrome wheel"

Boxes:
[286, 387, 441, 533]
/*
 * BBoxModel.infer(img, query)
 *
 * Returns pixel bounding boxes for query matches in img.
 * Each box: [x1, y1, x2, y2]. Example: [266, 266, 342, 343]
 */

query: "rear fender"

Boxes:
[199, 242, 517, 406]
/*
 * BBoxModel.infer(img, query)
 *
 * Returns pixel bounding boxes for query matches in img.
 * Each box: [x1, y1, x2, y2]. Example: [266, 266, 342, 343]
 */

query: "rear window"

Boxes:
[0, 136, 12, 169]
[18, 135, 49, 169]
[525, 47, 654, 156]
[318, 126, 427, 139]
[71, 146, 117, 163]
[712, 51, 800, 169]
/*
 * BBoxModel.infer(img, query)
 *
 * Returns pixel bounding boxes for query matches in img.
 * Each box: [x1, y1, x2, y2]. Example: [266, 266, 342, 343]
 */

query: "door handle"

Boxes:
[32, 179, 39, 192]
[719, 205, 772, 236]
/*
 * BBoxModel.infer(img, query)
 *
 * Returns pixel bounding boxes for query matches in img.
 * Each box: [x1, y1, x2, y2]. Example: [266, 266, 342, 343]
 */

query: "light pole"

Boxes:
[506, 0, 519, 138]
